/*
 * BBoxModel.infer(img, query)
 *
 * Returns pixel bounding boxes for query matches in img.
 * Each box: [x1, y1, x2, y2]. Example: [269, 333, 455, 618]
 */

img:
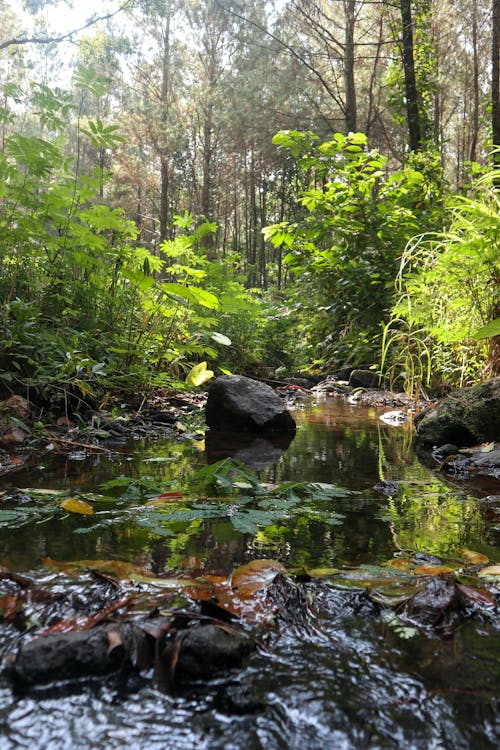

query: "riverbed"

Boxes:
[0, 398, 498, 749]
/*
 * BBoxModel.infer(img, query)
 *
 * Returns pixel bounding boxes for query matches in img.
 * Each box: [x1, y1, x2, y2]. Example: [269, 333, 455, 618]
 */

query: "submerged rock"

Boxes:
[206, 375, 296, 433]
[10, 624, 139, 688]
[172, 624, 255, 682]
[415, 377, 500, 447]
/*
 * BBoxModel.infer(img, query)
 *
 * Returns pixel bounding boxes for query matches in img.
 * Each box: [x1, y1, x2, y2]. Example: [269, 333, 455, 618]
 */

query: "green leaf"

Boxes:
[472, 318, 500, 340]
[186, 361, 214, 387]
[210, 332, 232, 346]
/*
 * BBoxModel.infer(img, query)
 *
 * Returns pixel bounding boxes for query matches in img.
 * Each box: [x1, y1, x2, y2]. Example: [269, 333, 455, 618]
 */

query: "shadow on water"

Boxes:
[0, 397, 498, 749]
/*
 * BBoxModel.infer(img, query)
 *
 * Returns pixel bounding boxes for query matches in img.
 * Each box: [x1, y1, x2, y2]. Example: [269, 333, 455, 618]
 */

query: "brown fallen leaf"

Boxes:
[231, 559, 286, 597]
[455, 548, 489, 566]
[413, 564, 456, 576]
[478, 564, 500, 578]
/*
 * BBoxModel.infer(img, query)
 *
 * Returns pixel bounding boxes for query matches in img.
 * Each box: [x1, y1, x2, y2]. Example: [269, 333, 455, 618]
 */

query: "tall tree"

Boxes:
[492, 0, 500, 161]
[399, 0, 422, 151]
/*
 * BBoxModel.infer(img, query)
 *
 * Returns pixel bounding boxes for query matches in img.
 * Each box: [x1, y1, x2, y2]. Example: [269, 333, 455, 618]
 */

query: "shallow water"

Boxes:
[0, 398, 498, 749]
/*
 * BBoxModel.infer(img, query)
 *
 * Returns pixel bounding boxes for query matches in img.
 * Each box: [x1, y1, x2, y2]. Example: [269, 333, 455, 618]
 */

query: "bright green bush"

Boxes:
[383, 165, 500, 390]
[264, 131, 444, 369]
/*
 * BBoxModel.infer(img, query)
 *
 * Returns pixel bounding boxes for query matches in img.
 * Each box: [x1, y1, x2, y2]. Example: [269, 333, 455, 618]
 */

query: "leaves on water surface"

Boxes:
[478, 564, 500, 580]
[231, 559, 286, 596]
[413, 564, 456, 575]
[454, 548, 489, 565]
[60, 497, 94, 515]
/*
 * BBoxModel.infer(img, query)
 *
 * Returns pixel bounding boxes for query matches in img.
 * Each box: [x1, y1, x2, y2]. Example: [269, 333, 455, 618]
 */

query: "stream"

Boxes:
[0, 398, 498, 749]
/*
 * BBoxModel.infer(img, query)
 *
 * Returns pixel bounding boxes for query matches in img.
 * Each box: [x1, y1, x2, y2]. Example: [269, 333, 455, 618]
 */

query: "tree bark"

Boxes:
[400, 0, 422, 151]
[492, 0, 500, 163]
[344, 0, 357, 132]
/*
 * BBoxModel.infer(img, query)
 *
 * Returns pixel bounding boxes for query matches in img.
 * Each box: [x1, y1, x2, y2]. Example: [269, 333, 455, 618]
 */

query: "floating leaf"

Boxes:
[381, 558, 414, 571]
[60, 497, 94, 515]
[478, 564, 500, 579]
[185, 361, 214, 387]
[455, 548, 489, 565]
[231, 559, 285, 596]
[302, 567, 341, 578]
[19, 488, 66, 497]
[413, 564, 455, 575]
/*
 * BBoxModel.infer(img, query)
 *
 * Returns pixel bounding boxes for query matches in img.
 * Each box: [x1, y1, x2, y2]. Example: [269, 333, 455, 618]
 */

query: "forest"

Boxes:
[1, 0, 499, 411]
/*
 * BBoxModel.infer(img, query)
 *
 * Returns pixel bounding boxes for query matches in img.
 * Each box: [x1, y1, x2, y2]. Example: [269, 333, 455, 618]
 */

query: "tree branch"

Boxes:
[0, 1, 133, 51]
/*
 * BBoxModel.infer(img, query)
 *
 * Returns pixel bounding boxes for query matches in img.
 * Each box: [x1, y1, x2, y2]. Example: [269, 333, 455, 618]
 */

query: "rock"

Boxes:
[206, 375, 296, 433]
[348, 369, 385, 389]
[2, 395, 31, 421]
[415, 377, 500, 447]
[1, 427, 29, 446]
[173, 624, 255, 681]
[432, 444, 459, 459]
[10, 624, 141, 688]
[402, 575, 460, 630]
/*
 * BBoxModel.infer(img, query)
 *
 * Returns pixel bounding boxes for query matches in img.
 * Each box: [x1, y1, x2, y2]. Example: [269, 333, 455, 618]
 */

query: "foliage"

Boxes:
[0, 74, 265, 407]
[383, 165, 500, 388]
[264, 131, 444, 368]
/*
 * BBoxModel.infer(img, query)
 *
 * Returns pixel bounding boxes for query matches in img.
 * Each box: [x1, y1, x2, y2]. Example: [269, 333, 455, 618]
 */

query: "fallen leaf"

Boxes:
[231, 559, 285, 597]
[413, 564, 455, 575]
[478, 564, 500, 578]
[302, 567, 341, 578]
[107, 626, 124, 655]
[456, 583, 496, 606]
[56, 416, 76, 428]
[381, 558, 415, 571]
[455, 548, 489, 565]
[61, 497, 94, 515]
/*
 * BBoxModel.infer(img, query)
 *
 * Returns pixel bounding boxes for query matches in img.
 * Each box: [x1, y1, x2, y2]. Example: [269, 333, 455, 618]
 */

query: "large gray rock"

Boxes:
[415, 377, 500, 446]
[206, 375, 296, 433]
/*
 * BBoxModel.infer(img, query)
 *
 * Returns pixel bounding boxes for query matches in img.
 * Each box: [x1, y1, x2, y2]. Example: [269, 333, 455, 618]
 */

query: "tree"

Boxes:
[399, 0, 422, 151]
[492, 0, 500, 160]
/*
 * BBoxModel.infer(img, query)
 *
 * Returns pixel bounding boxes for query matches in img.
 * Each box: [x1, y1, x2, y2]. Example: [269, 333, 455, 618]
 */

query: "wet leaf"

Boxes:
[456, 582, 496, 606]
[384, 612, 419, 639]
[370, 582, 419, 607]
[302, 567, 341, 578]
[413, 564, 455, 575]
[455, 548, 489, 565]
[106, 626, 124, 656]
[61, 497, 94, 515]
[231, 559, 285, 596]
[381, 558, 415, 571]
[19, 488, 66, 497]
[478, 564, 500, 579]
[43, 557, 147, 578]
[0, 593, 24, 619]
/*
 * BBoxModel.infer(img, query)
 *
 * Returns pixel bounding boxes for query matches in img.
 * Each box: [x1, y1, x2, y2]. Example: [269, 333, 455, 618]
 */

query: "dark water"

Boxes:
[0, 399, 498, 749]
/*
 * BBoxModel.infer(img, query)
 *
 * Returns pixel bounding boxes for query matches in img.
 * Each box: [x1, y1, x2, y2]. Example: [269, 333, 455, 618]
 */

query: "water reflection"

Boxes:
[205, 430, 295, 470]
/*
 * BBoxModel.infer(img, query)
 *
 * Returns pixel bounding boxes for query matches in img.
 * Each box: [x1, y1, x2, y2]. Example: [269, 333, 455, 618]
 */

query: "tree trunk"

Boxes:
[469, 0, 480, 162]
[159, 13, 171, 244]
[492, 0, 500, 163]
[400, 0, 422, 151]
[344, 0, 357, 132]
